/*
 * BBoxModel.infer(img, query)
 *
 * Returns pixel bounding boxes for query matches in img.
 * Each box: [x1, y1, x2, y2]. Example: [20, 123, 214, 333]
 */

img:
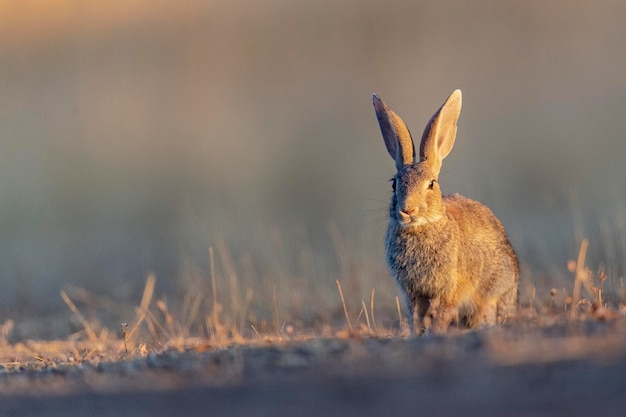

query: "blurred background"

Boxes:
[1, 0, 625, 339]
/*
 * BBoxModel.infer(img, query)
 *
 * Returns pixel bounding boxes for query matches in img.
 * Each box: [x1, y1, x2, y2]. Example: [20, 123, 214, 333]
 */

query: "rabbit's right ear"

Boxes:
[373, 94, 415, 170]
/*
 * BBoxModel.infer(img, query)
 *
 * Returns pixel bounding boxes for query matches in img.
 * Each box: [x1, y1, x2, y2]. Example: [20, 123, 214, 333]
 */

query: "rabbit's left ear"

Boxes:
[373, 94, 415, 170]
[419, 90, 462, 177]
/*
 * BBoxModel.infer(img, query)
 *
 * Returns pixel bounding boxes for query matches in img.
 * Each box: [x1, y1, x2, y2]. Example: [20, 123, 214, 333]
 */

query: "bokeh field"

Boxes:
[1, 1, 626, 340]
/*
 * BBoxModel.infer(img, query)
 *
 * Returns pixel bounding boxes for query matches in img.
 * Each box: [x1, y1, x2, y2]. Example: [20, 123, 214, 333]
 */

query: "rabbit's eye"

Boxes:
[391, 178, 397, 191]
[428, 179, 435, 190]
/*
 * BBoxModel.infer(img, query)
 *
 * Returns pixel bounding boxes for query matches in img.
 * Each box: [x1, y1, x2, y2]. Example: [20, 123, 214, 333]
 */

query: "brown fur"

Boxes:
[374, 90, 519, 333]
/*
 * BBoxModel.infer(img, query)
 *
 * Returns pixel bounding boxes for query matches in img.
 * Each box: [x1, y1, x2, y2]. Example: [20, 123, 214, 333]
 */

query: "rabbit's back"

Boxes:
[444, 194, 519, 301]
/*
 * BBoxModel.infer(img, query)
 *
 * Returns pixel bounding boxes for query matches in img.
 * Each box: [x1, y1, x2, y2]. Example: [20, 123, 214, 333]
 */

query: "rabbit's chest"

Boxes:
[386, 226, 458, 295]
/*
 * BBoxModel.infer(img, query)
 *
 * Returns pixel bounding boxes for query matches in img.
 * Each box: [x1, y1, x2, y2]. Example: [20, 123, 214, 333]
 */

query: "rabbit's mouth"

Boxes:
[400, 218, 428, 228]
[396, 211, 443, 228]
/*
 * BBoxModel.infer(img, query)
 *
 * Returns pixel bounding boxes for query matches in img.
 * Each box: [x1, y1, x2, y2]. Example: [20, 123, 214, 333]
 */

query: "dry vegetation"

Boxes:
[2, 249, 626, 416]
[1, 239, 625, 400]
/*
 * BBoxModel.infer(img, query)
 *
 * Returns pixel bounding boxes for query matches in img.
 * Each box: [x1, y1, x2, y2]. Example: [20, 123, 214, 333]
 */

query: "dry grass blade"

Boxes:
[183, 291, 204, 336]
[216, 238, 240, 321]
[396, 296, 404, 329]
[207, 246, 227, 341]
[571, 239, 589, 319]
[139, 274, 156, 311]
[370, 289, 377, 331]
[60, 290, 98, 343]
[336, 280, 353, 331]
[65, 284, 124, 315]
[273, 285, 281, 335]
[126, 274, 156, 341]
[137, 305, 170, 340]
[361, 300, 371, 332]
[209, 246, 217, 310]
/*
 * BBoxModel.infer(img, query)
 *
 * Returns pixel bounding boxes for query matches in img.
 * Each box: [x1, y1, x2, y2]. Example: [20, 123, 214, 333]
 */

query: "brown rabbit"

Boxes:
[373, 90, 519, 333]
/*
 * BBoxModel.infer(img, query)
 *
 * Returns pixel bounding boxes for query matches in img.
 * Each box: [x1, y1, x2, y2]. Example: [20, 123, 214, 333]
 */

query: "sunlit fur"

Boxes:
[374, 90, 519, 333]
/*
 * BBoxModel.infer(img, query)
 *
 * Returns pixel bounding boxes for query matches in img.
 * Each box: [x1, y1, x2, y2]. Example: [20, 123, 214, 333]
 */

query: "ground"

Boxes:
[2, 315, 626, 417]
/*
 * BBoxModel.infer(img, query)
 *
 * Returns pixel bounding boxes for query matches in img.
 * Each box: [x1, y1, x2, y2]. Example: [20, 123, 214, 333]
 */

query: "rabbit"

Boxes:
[373, 89, 519, 333]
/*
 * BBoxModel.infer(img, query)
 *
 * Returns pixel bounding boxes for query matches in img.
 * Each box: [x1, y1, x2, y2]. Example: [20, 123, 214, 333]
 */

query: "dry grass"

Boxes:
[0, 237, 624, 379]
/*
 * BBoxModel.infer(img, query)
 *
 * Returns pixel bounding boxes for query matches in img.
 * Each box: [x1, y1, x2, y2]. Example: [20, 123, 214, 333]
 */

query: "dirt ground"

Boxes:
[2, 317, 626, 417]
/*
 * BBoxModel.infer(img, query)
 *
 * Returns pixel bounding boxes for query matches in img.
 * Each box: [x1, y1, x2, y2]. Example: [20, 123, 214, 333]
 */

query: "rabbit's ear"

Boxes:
[373, 94, 415, 170]
[419, 90, 462, 177]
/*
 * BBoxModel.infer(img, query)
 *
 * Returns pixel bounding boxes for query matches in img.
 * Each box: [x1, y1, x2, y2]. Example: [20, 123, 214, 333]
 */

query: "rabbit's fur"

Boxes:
[373, 90, 519, 333]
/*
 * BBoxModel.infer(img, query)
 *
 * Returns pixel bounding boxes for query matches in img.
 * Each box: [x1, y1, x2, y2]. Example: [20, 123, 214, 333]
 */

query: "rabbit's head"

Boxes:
[373, 90, 462, 228]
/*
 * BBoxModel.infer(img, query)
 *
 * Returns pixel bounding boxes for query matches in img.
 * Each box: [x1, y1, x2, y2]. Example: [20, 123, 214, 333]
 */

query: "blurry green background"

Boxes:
[1, 1, 625, 336]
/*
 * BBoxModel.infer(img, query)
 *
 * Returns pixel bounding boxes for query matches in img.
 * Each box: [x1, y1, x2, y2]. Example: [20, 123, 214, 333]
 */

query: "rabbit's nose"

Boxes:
[399, 207, 417, 220]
